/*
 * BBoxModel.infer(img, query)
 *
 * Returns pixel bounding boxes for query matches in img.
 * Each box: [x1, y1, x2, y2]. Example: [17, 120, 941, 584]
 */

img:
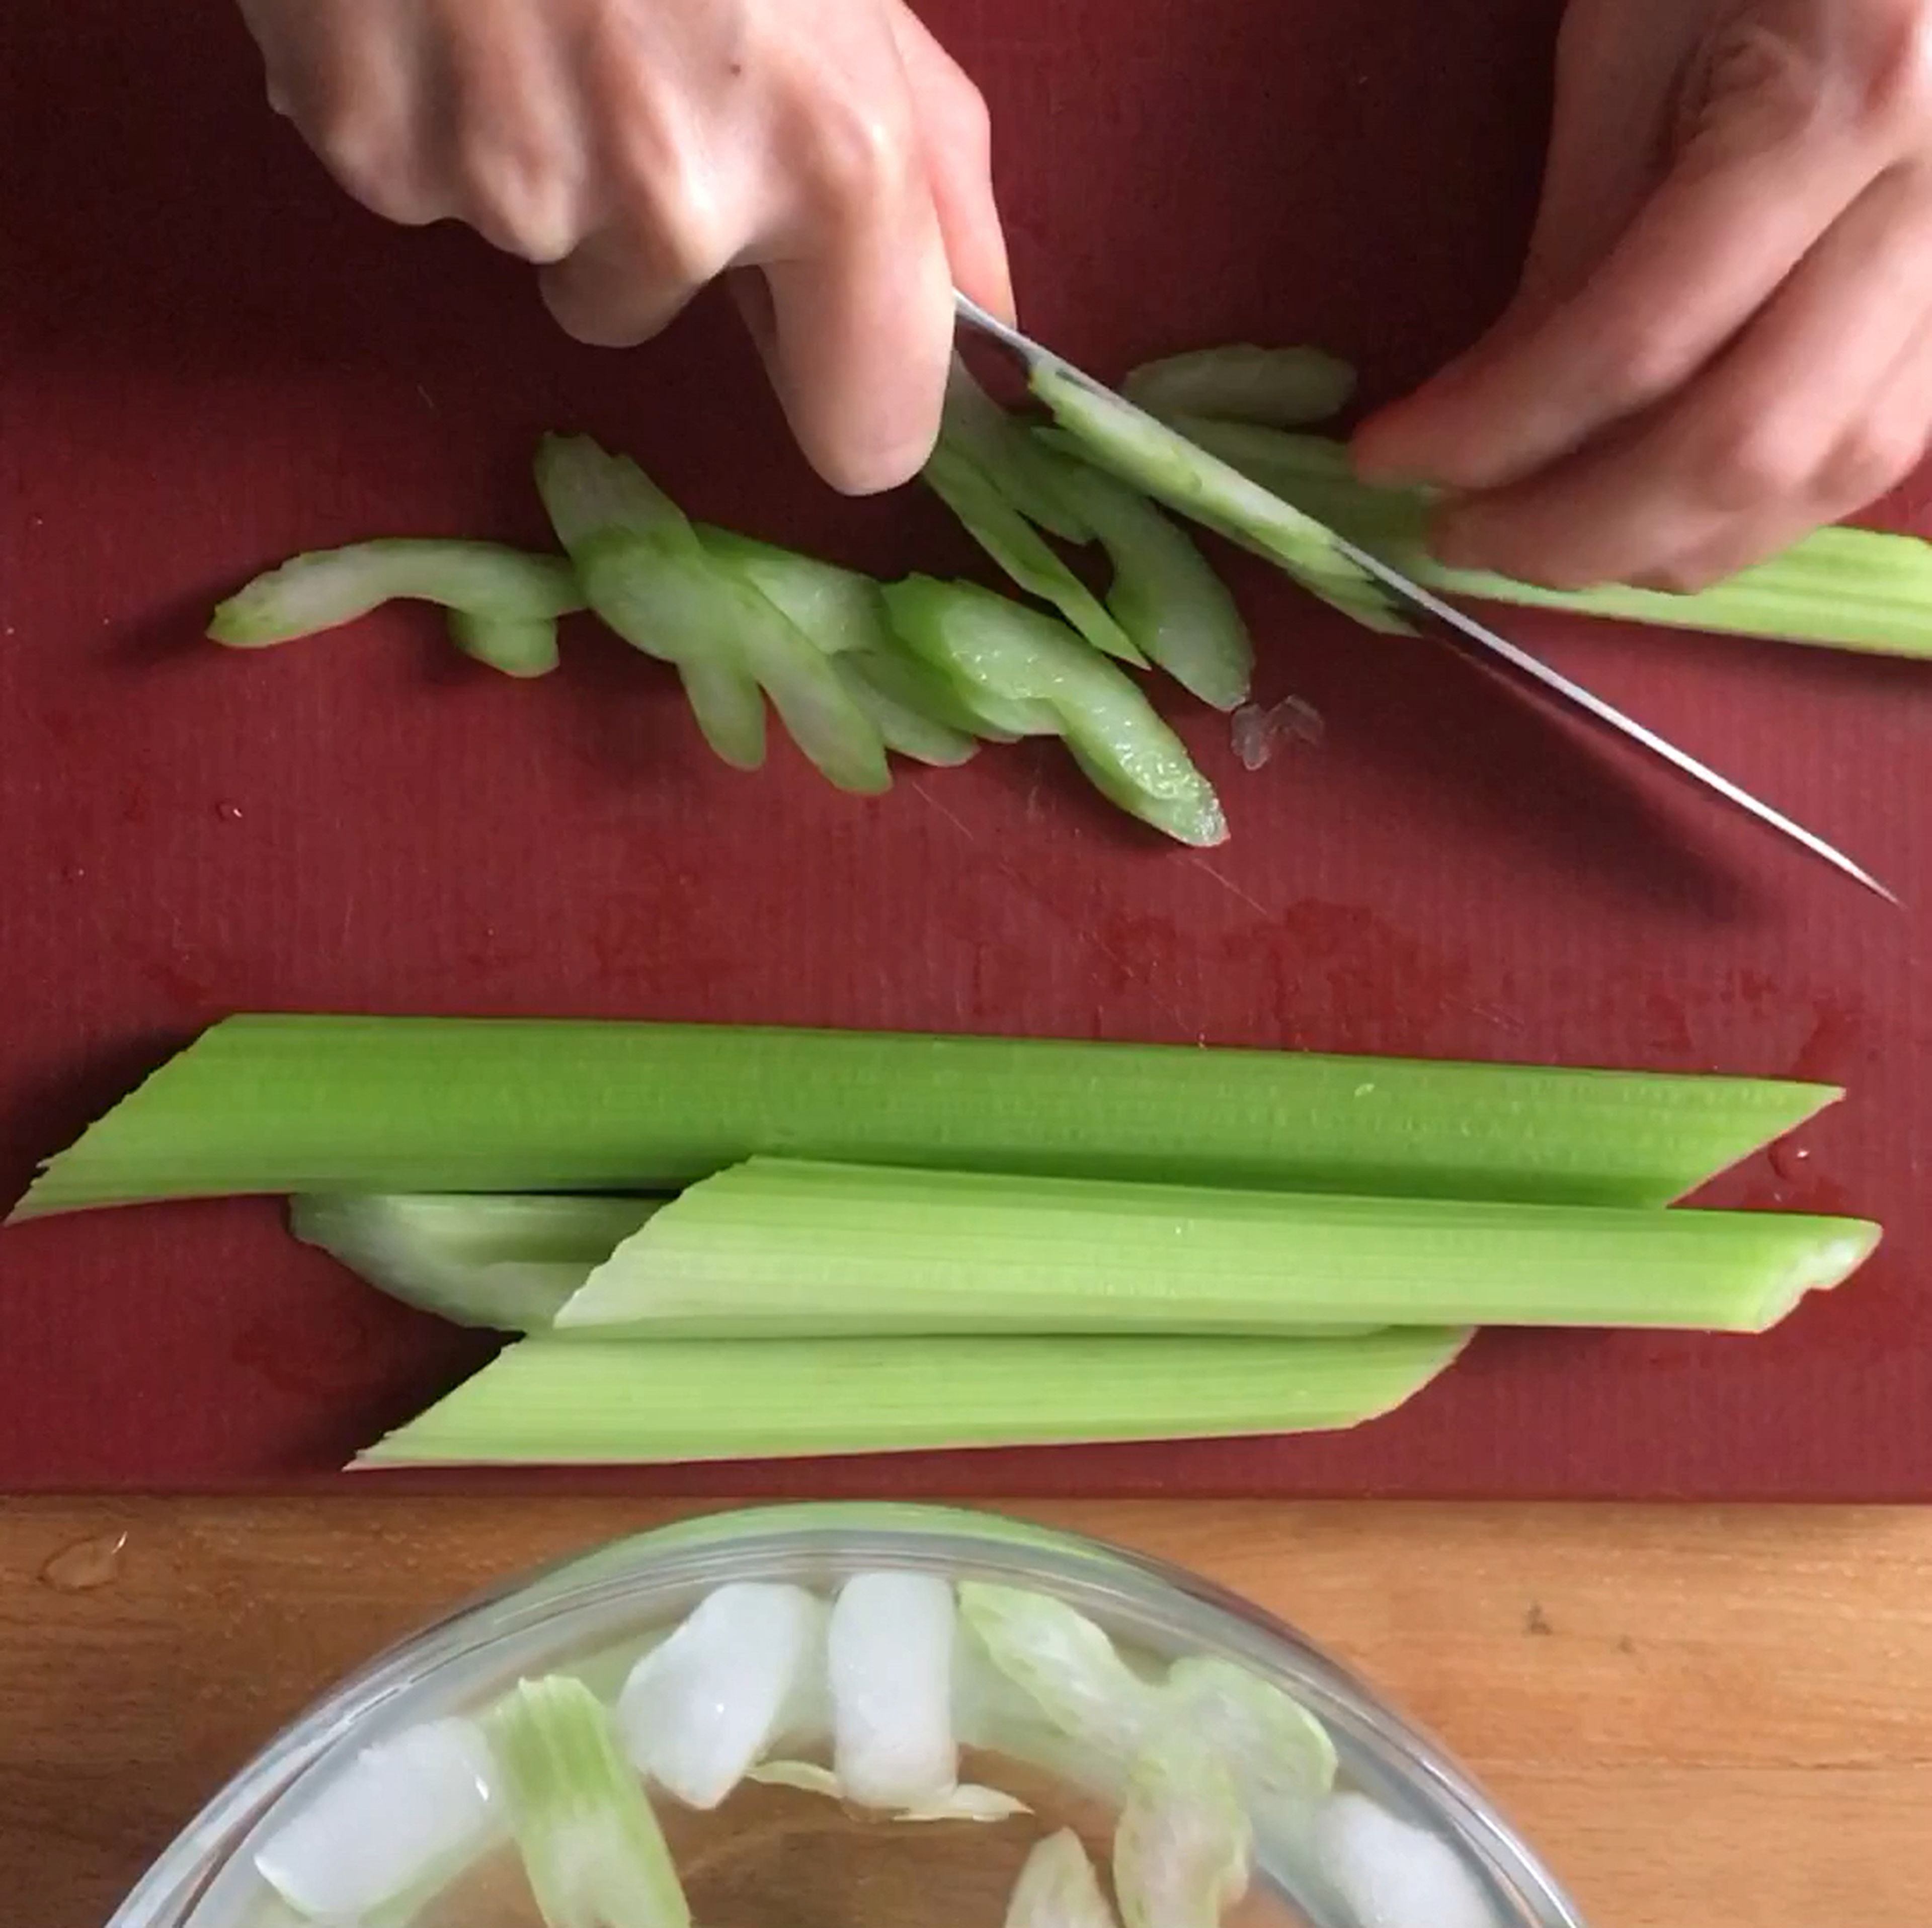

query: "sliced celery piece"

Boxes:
[534, 433, 691, 551]
[1032, 431, 1253, 710]
[291, 1193, 662, 1331]
[1178, 417, 1932, 658]
[882, 577, 1226, 847]
[12, 1014, 1844, 1216]
[696, 526, 983, 763]
[1029, 365, 1408, 635]
[554, 1157, 1878, 1335]
[447, 610, 563, 679]
[676, 654, 768, 770]
[353, 1329, 1472, 1465]
[942, 356, 1093, 542]
[1006, 1830, 1122, 1928]
[957, 1583, 1155, 1751]
[487, 1676, 689, 1928]
[924, 442, 1147, 666]
[1158, 1658, 1335, 1802]
[209, 541, 585, 647]
[1113, 1734, 1252, 1928]
[1123, 348, 1357, 429]
[576, 527, 890, 794]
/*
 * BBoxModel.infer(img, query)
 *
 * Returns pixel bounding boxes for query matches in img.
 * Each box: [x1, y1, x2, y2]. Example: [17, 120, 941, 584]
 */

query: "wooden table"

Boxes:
[4, 1499, 1928, 1926]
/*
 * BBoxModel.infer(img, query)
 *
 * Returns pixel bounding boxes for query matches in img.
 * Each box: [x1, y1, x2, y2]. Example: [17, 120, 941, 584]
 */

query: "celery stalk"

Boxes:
[353, 1329, 1473, 1466]
[11, 1015, 1843, 1217]
[1177, 417, 1932, 658]
[209, 541, 585, 647]
[1123, 348, 1357, 429]
[446, 610, 563, 678]
[487, 1676, 690, 1928]
[1031, 429, 1253, 708]
[291, 1193, 662, 1330]
[1029, 366, 1408, 635]
[881, 577, 1227, 847]
[553, 1157, 1877, 1335]
[942, 357, 1094, 542]
[576, 527, 890, 793]
[923, 442, 1147, 666]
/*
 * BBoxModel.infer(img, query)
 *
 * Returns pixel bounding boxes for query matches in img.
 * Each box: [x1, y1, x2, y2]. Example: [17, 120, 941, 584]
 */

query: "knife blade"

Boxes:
[954, 292, 1895, 904]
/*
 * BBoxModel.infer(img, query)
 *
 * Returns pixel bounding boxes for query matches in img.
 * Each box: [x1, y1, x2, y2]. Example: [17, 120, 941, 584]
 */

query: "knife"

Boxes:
[954, 292, 1895, 905]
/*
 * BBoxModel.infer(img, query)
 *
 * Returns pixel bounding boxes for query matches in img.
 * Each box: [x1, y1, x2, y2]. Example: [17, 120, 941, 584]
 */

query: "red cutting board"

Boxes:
[3, 0, 1929, 1499]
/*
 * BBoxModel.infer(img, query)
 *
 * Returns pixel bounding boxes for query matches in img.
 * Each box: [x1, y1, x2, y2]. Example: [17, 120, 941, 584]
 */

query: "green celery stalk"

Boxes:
[576, 527, 890, 794]
[209, 541, 584, 647]
[1176, 417, 1932, 658]
[881, 576, 1227, 847]
[353, 1329, 1473, 1466]
[1029, 365, 1409, 635]
[942, 356, 1094, 542]
[292, 1194, 663, 1330]
[10, 1015, 1842, 1217]
[1032, 431, 1254, 710]
[1123, 347, 1357, 429]
[923, 441, 1147, 666]
[554, 1157, 1877, 1336]
[446, 610, 562, 679]
[487, 1676, 689, 1928]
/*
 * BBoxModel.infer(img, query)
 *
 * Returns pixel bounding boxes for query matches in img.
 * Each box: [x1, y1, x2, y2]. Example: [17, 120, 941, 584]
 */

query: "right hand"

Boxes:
[235, 0, 1013, 494]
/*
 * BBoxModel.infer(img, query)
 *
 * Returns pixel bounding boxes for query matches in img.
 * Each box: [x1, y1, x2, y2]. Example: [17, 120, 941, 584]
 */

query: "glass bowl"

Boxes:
[109, 1502, 1586, 1928]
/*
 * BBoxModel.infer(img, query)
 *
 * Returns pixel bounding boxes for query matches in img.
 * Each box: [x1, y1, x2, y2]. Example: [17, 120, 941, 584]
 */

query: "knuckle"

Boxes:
[316, 114, 438, 224]
[461, 129, 581, 262]
[1602, 323, 1701, 408]
[1821, 417, 1927, 505]
[802, 94, 917, 210]
[1688, 414, 1817, 509]
[1846, 0, 1932, 134]
[611, 134, 735, 286]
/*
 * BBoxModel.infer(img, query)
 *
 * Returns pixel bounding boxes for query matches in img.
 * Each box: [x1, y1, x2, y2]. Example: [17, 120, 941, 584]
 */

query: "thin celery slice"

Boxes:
[209, 541, 585, 647]
[12, 1014, 1843, 1216]
[881, 577, 1226, 848]
[1113, 1733, 1252, 1928]
[555, 1157, 1877, 1336]
[576, 527, 890, 794]
[1157, 1658, 1335, 1803]
[292, 1193, 661, 1331]
[957, 1584, 1155, 1751]
[353, 1329, 1472, 1466]
[447, 610, 563, 678]
[1178, 417, 1932, 658]
[1005, 1830, 1122, 1928]
[924, 442, 1147, 666]
[1029, 365, 1409, 635]
[749, 1761, 1029, 1821]
[698, 1159, 1870, 1328]
[487, 1676, 689, 1928]
[534, 434, 692, 552]
[696, 526, 984, 763]
[1123, 348, 1357, 429]
[1032, 431, 1254, 710]
[942, 356, 1093, 542]
[676, 654, 768, 770]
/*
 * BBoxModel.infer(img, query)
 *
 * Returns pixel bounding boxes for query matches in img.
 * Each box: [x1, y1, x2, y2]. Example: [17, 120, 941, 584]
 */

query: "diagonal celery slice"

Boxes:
[1123, 347, 1356, 429]
[924, 442, 1148, 666]
[942, 356, 1094, 542]
[1029, 364, 1409, 635]
[446, 610, 563, 679]
[554, 1157, 1878, 1336]
[353, 1329, 1472, 1466]
[487, 1676, 689, 1928]
[209, 540, 585, 647]
[1113, 1732, 1252, 1928]
[1030, 431, 1253, 711]
[1005, 1830, 1122, 1928]
[1178, 416, 1932, 658]
[10, 1015, 1844, 1218]
[292, 1193, 662, 1331]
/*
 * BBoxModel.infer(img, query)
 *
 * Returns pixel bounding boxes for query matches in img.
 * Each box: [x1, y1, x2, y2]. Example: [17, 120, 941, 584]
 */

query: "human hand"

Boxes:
[1353, 0, 1932, 590]
[234, 0, 1012, 494]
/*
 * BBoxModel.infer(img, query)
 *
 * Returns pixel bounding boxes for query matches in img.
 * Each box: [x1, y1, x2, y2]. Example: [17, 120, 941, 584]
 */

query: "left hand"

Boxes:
[1352, 0, 1932, 591]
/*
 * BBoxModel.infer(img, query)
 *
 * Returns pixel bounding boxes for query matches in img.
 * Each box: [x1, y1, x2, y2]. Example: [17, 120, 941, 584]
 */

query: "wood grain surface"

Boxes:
[3, 1499, 1928, 1926]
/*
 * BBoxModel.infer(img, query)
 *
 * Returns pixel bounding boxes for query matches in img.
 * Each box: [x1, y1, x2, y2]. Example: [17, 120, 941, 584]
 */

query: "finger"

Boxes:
[1657, 317, 1932, 589]
[538, 224, 708, 347]
[441, 0, 586, 263]
[1431, 170, 1932, 588]
[887, 2, 1014, 320]
[1356, 58, 1888, 493]
[754, 91, 955, 492]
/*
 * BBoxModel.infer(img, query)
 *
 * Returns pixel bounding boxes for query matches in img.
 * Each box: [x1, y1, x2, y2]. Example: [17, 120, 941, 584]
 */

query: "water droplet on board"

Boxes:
[39, 1530, 128, 1592]
[1768, 1139, 1814, 1184]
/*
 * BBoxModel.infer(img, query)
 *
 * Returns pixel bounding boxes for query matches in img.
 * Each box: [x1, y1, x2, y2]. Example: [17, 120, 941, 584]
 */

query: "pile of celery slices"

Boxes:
[209, 344, 1932, 851]
[247, 1568, 1499, 1928]
[8, 1015, 1879, 1467]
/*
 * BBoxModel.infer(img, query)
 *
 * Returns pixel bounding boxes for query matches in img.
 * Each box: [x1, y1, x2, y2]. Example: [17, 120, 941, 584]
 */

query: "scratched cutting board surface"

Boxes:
[3, 0, 1930, 1498]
